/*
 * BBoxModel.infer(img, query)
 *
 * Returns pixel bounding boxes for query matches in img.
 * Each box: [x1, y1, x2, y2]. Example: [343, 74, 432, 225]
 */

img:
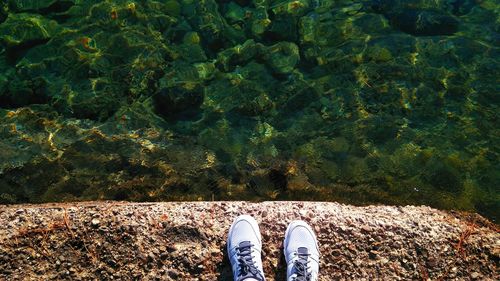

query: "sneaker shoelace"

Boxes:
[292, 247, 312, 281]
[236, 241, 264, 281]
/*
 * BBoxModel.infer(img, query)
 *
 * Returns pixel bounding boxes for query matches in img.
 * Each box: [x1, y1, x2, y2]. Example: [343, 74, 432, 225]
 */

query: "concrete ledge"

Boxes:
[0, 201, 498, 280]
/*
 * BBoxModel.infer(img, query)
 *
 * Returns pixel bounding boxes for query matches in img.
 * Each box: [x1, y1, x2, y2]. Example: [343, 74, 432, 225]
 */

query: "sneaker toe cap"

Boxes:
[228, 216, 261, 248]
[285, 222, 319, 256]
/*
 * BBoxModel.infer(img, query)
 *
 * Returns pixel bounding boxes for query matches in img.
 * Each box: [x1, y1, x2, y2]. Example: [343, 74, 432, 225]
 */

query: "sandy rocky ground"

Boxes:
[0, 201, 498, 280]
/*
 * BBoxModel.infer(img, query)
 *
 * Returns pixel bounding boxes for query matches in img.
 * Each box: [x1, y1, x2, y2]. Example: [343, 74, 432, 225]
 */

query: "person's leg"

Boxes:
[227, 215, 266, 281]
[284, 220, 320, 281]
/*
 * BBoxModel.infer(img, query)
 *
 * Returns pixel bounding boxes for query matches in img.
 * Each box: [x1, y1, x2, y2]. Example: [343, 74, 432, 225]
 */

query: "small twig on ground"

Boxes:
[15, 221, 64, 237]
[418, 260, 429, 281]
[63, 208, 76, 238]
[456, 222, 476, 259]
[436, 221, 477, 281]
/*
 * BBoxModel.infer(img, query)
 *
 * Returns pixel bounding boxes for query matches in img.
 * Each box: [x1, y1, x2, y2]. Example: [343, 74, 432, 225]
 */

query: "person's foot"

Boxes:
[227, 215, 265, 281]
[284, 220, 320, 281]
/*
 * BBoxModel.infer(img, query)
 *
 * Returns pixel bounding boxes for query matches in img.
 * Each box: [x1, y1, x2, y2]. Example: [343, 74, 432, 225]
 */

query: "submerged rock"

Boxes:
[368, 1, 460, 36]
[447, 0, 477, 16]
[153, 86, 204, 121]
[7, 0, 75, 13]
[8, 0, 59, 12]
[0, 13, 60, 46]
[264, 42, 300, 75]
[386, 9, 459, 36]
[0, 4, 6, 24]
[0, 76, 50, 108]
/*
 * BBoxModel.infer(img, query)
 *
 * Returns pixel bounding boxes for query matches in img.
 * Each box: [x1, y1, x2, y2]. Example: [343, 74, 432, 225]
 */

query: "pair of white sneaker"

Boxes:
[227, 215, 320, 281]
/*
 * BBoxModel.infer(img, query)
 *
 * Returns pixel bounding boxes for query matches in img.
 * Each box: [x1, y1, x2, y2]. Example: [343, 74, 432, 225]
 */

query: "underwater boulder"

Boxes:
[282, 86, 319, 114]
[385, 9, 459, 36]
[0, 13, 60, 63]
[423, 158, 463, 192]
[298, 12, 318, 44]
[299, 11, 344, 48]
[216, 39, 264, 71]
[353, 13, 392, 35]
[0, 77, 50, 108]
[223, 1, 248, 25]
[475, 199, 499, 224]
[365, 45, 393, 63]
[67, 90, 121, 121]
[0, 74, 7, 97]
[263, 42, 300, 75]
[162, 0, 182, 17]
[368, 0, 475, 16]
[8, 0, 58, 12]
[263, 16, 299, 43]
[0, 13, 60, 46]
[447, 0, 476, 16]
[367, 0, 395, 14]
[8, 0, 75, 13]
[250, 6, 271, 37]
[271, 0, 310, 17]
[363, 116, 400, 145]
[235, 91, 274, 117]
[0, 4, 6, 24]
[153, 86, 204, 121]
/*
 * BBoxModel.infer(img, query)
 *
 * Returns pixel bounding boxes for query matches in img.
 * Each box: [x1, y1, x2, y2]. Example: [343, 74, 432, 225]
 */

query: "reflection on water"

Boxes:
[0, 0, 498, 221]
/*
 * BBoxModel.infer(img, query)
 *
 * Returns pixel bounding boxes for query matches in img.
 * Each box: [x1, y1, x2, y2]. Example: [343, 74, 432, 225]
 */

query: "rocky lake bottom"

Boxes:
[0, 0, 499, 221]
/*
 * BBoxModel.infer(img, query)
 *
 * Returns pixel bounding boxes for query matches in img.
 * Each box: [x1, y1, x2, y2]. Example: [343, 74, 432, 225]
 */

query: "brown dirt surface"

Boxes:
[0, 201, 498, 280]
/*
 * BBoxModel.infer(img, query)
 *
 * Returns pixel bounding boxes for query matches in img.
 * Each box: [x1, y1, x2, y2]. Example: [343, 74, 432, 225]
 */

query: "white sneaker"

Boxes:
[227, 215, 266, 281]
[284, 221, 320, 281]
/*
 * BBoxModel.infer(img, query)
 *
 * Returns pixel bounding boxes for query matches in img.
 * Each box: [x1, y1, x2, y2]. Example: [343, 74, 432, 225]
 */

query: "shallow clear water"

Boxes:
[0, 0, 498, 221]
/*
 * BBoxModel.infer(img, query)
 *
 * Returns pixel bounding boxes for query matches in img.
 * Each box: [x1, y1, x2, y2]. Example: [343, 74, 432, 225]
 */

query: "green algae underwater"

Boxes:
[0, 0, 498, 221]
